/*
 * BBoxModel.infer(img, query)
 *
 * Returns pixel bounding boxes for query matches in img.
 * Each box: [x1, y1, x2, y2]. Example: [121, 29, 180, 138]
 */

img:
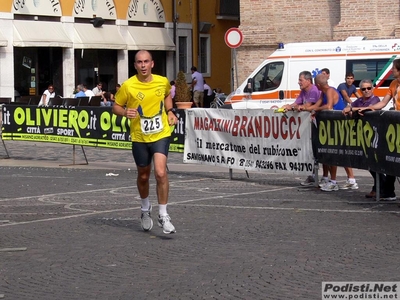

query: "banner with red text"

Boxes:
[183, 109, 314, 174]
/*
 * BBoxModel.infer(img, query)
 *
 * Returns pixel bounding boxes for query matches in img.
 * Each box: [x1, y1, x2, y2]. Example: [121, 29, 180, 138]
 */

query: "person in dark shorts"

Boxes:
[112, 50, 178, 234]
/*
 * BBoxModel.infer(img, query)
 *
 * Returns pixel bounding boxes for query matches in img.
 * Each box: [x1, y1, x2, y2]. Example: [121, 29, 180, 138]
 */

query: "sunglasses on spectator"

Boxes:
[361, 87, 372, 91]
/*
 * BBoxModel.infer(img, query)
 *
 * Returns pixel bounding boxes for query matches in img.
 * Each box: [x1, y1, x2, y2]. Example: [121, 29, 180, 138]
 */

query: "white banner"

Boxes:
[183, 109, 314, 175]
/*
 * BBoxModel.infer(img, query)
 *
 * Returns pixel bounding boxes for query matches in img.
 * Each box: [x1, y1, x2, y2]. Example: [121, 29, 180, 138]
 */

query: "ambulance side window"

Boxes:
[252, 62, 284, 92]
[347, 59, 394, 87]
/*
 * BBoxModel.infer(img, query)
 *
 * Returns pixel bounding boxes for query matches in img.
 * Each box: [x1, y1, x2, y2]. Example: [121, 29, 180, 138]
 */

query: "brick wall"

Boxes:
[235, 0, 400, 88]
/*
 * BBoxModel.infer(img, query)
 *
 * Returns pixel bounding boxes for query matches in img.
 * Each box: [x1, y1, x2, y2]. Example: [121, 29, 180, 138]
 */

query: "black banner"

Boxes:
[1, 105, 185, 152]
[312, 110, 400, 177]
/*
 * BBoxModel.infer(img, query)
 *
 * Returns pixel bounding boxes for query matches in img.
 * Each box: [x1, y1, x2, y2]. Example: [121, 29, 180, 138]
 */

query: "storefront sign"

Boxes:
[127, 0, 165, 22]
[13, 0, 61, 16]
[73, 0, 117, 18]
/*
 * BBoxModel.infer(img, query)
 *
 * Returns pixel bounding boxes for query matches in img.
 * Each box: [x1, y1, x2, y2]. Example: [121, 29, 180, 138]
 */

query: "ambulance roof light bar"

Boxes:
[345, 36, 367, 41]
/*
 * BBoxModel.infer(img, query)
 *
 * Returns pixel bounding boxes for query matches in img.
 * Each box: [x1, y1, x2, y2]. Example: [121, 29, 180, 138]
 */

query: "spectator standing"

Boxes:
[191, 66, 204, 107]
[112, 50, 178, 234]
[38, 84, 55, 106]
[321, 68, 335, 87]
[170, 80, 176, 100]
[342, 79, 384, 198]
[280, 71, 321, 186]
[316, 70, 359, 190]
[203, 80, 212, 96]
[301, 73, 348, 192]
[203, 79, 214, 108]
[358, 58, 400, 201]
[337, 72, 361, 105]
[282, 70, 320, 112]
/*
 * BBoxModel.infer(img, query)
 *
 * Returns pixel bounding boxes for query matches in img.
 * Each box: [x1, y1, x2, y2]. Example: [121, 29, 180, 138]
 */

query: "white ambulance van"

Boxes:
[224, 37, 400, 109]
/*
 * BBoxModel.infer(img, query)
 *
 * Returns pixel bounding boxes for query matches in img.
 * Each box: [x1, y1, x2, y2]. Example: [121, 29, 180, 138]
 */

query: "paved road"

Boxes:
[0, 140, 399, 300]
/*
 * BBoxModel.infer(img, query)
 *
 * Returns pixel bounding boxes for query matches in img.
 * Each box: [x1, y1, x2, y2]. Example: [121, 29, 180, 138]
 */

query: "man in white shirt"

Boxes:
[191, 66, 204, 107]
[84, 85, 95, 99]
[203, 80, 213, 96]
[92, 82, 105, 98]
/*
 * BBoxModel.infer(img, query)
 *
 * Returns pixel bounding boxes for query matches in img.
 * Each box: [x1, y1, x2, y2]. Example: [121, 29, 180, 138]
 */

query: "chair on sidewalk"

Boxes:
[28, 96, 41, 106]
[89, 96, 102, 106]
[15, 96, 31, 105]
[77, 97, 90, 106]
[62, 98, 80, 108]
[0, 97, 11, 105]
[48, 97, 64, 107]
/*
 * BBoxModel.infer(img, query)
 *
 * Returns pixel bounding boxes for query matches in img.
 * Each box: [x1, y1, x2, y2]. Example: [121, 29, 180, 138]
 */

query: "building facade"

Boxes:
[237, 0, 400, 86]
[0, 0, 239, 100]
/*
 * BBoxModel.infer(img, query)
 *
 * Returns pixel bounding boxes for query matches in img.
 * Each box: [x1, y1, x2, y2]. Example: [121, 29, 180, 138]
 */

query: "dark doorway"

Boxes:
[14, 47, 63, 97]
[75, 49, 118, 93]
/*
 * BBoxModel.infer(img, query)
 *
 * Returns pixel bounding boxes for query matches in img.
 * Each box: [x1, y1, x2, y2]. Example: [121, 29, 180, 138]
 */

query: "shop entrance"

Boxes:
[14, 47, 63, 97]
[75, 49, 118, 93]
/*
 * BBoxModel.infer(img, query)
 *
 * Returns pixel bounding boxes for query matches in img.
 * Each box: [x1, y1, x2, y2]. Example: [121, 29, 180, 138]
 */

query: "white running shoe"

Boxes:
[140, 205, 153, 232]
[321, 181, 339, 192]
[158, 214, 176, 234]
[340, 180, 359, 190]
[380, 194, 397, 201]
[318, 178, 330, 188]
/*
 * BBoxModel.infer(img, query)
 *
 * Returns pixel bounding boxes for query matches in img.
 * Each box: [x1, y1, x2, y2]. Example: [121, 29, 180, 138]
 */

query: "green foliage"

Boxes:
[174, 71, 191, 102]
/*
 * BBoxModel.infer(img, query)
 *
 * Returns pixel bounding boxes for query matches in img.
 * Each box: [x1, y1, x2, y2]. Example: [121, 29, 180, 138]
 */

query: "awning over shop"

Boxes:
[0, 30, 7, 47]
[13, 20, 72, 47]
[74, 24, 126, 50]
[127, 27, 175, 51]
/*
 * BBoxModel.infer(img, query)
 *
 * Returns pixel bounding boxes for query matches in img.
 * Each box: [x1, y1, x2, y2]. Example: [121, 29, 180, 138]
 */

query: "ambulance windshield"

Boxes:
[249, 61, 284, 92]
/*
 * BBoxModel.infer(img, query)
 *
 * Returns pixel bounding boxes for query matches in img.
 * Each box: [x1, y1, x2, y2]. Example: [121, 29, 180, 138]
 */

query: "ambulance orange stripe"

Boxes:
[270, 51, 400, 60]
[227, 88, 389, 103]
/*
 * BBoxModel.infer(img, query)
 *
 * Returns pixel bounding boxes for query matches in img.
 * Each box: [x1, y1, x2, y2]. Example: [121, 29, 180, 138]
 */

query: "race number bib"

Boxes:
[140, 115, 163, 134]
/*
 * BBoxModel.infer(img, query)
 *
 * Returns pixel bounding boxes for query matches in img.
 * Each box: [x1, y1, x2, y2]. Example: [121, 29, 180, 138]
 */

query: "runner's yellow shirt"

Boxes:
[115, 74, 172, 143]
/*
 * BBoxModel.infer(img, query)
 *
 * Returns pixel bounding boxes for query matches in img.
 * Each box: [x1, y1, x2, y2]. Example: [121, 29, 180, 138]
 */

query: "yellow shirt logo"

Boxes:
[137, 92, 145, 101]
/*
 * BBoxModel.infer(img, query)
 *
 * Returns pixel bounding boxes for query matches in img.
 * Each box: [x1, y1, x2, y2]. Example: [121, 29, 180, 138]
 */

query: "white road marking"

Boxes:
[0, 178, 398, 228]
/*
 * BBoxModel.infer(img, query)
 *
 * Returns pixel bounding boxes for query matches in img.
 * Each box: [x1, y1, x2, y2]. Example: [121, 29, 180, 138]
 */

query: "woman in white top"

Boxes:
[38, 84, 55, 106]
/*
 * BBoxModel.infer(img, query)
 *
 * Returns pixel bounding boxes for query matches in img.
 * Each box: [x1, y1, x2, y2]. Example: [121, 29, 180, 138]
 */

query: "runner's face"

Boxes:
[134, 52, 154, 77]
